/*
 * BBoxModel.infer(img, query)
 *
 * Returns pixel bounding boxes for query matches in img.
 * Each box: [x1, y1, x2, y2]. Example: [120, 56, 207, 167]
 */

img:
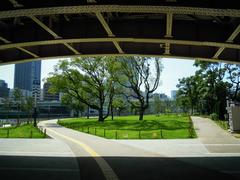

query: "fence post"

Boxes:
[95, 128, 96, 135]
[160, 129, 163, 139]
[139, 131, 141, 139]
[7, 129, 9, 138]
[30, 130, 33, 138]
[87, 127, 89, 133]
[115, 131, 118, 139]
[104, 129, 106, 137]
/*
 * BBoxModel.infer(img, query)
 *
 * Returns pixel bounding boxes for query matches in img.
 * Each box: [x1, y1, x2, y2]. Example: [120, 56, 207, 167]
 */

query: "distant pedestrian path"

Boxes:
[191, 116, 240, 153]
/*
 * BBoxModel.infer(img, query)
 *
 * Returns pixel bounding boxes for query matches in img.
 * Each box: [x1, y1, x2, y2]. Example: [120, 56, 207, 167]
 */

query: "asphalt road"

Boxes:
[36, 119, 240, 180]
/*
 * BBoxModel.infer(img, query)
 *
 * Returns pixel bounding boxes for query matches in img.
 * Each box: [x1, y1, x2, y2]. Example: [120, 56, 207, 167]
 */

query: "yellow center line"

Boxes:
[47, 127, 119, 180]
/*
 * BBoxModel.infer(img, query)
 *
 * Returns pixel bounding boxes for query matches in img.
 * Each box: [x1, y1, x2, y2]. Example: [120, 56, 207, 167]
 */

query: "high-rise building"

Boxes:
[43, 82, 60, 101]
[14, 61, 41, 100]
[0, 79, 10, 98]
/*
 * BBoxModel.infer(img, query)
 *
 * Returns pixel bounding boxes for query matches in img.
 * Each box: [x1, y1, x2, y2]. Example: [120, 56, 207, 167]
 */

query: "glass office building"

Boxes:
[14, 61, 41, 100]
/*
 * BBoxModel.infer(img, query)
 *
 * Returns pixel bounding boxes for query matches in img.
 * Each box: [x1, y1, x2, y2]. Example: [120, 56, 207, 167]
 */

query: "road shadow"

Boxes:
[0, 155, 240, 180]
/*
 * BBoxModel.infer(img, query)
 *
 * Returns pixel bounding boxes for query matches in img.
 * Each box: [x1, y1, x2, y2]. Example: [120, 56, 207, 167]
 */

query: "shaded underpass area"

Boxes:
[0, 155, 240, 180]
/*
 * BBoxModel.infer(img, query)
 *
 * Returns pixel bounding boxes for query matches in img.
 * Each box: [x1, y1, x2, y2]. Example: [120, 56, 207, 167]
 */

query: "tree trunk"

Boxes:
[87, 106, 90, 119]
[111, 104, 114, 120]
[191, 106, 194, 115]
[139, 107, 145, 120]
[98, 108, 104, 122]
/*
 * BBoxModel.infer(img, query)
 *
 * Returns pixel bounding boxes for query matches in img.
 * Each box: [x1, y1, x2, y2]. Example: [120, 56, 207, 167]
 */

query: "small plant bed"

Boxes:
[0, 124, 46, 138]
[58, 114, 197, 139]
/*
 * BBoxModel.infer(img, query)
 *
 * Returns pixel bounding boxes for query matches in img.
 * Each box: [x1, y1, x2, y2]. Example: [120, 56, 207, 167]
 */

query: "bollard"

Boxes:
[30, 130, 33, 138]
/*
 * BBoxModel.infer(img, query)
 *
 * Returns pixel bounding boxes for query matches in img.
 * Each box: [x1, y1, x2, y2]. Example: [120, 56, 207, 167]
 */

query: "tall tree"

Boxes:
[153, 95, 162, 114]
[225, 64, 240, 101]
[13, 88, 23, 125]
[23, 96, 34, 124]
[194, 61, 228, 119]
[116, 57, 162, 120]
[176, 75, 200, 115]
[47, 57, 117, 122]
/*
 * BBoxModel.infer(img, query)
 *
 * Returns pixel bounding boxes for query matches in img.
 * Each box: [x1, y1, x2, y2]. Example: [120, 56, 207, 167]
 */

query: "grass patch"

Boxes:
[0, 124, 46, 138]
[215, 120, 229, 130]
[58, 114, 197, 139]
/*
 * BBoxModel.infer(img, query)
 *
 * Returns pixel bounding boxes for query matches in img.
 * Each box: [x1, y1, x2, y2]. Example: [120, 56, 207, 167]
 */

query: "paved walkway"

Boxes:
[192, 116, 240, 153]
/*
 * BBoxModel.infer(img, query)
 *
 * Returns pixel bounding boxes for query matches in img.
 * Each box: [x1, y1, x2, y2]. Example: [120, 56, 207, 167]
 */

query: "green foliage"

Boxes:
[116, 57, 163, 120]
[0, 124, 45, 138]
[176, 61, 238, 119]
[176, 75, 200, 114]
[210, 113, 218, 121]
[47, 57, 118, 122]
[58, 114, 197, 139]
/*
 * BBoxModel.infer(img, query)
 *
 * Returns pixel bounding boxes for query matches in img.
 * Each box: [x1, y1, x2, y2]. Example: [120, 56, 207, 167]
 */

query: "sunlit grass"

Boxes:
[0, 124, 45, 138]
[59, 114, 197, 139]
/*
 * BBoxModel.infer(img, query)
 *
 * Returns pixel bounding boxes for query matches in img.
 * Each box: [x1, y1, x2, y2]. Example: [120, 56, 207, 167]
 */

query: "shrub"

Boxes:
[210, 113, 218, 120]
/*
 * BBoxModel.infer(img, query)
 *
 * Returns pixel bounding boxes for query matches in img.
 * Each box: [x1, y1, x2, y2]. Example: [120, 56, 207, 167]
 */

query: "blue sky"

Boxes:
[0, 58, 197, 97]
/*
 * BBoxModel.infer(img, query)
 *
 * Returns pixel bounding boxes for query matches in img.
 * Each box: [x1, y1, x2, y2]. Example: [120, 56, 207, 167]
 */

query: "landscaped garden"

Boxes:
[0, 124, 46, 138]
[58, 114, 196, 139]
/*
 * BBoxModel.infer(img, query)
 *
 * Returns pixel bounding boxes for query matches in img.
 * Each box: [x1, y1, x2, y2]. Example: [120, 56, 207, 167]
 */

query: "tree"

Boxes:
[153, 95, 162, 114]
[176, 76, 201, 115]
[47, 57, 117, 122]
[194, 61, 229, 119]
[23, 96, 34, 124]
[225, 64, 240, 101]
[116, 57, 162, 120]
[3, 98, 13, 120]
[112, 98, 128, 117]
[61, 94, 86, 117]
[13, 88, 23, 125]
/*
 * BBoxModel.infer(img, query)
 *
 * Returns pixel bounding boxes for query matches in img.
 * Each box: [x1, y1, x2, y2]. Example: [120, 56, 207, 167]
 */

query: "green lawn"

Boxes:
[0, 124, 46, 138]
[58, 114, 197, 139]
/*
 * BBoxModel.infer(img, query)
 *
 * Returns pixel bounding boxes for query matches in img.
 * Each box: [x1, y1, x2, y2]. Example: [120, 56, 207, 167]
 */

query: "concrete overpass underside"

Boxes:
[0, 1, 240, 65]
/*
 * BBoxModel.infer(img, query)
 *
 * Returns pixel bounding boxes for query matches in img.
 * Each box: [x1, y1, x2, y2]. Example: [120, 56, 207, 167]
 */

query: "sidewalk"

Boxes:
[191, 116, 240, 153]
[0, 138, 80, 180]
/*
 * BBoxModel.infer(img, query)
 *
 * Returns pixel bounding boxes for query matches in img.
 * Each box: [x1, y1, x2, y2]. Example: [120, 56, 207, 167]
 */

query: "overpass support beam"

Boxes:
[213, 24, 240, 59]
[164, 13, 173, 55]
[29, 16, 80, 55]
[0, 36, 38, 58]
[95, 12, 124, 54]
